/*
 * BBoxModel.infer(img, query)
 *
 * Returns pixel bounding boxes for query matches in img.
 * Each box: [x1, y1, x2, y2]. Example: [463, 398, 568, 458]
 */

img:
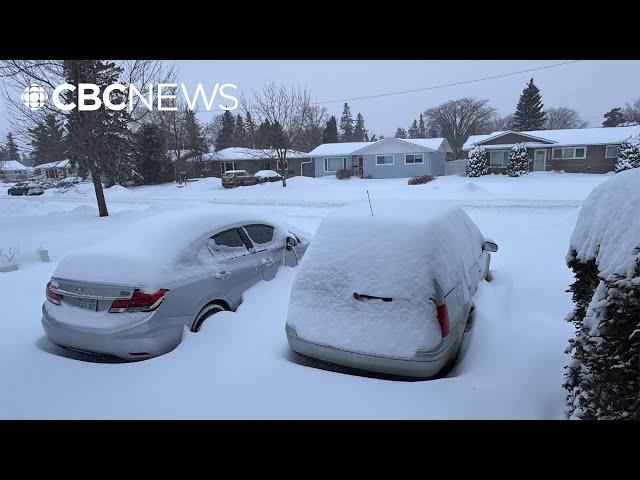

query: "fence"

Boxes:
[444, 159, 468, 176]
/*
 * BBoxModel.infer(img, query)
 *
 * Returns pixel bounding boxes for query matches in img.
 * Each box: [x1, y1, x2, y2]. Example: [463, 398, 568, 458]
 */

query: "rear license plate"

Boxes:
[73, 297, 98, 311]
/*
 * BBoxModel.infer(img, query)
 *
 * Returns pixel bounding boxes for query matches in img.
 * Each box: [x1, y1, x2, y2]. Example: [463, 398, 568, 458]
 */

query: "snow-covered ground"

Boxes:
[0, 172, 611, 418]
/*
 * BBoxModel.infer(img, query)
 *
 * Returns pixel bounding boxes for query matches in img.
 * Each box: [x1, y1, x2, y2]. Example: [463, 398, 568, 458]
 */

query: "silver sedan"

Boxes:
[42, 220, 308, 360]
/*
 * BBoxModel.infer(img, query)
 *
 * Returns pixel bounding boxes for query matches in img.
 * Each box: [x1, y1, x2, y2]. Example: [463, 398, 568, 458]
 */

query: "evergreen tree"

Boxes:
[603, 107, 627, 127]
[418, 114, 426, 138]
[215, 110, 236, 151]
[339, 103, 354, 142]
[232, 114, 246, 147]
[28, 114, 66, 166]
[506, 143, 530, 176]
[466, 146, 488, 177]
[133, 123, 173, 185]
[512, 78, 546, 131]
[614, 136, 640, 172]
[183, 110, 208, 157]
[322, 116, 339, 143]
[245, 112, 257, 148]
[5, 132, 19, 159]
[394, 128, 407, 139]
[408, 119, 419, 139]
[369, 134, 378, 142]
[353, 113, 367, 141]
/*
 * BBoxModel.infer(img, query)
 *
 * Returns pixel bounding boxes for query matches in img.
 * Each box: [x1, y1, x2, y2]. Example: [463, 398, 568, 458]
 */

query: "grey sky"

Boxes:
[2, 60, 640, 148]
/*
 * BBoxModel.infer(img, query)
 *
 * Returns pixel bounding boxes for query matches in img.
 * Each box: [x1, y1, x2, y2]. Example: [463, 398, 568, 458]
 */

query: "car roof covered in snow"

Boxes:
[254, 170, 281, 177]
[53, 208, 301, 288]
[464, 125, 640, 150]
[568, 168, 640, 279]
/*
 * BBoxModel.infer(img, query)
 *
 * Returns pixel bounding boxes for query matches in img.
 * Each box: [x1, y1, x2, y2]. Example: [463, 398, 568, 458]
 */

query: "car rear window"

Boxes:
[243, 224, 274, 245]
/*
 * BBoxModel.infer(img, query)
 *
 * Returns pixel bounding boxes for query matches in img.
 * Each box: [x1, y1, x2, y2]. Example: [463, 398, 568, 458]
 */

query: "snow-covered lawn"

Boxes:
[0, 173, 612, 419]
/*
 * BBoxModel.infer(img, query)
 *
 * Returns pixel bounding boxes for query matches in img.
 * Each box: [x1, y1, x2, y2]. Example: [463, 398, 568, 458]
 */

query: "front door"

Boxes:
[358, 157, 364, 176]
[533, 149, 546, 171]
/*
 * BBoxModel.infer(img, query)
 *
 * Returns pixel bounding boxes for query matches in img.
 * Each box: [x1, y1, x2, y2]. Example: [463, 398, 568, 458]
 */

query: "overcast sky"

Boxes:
[2, 60, 640, 147]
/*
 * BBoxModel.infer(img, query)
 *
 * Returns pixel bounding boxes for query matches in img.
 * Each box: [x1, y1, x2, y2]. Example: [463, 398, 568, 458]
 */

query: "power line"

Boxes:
[313, 60, 580, 106]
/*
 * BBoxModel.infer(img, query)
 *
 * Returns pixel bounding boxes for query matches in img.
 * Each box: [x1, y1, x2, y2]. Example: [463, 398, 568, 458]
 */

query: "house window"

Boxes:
[404, 154, 424, 164]
[222, 162, 237, 172]
[489, 150, 509, 167]
[376, 155, 394, 165]
[605, 145, 619, 158]
[323, 157, 346, 172]
[552, 147, 587, 160]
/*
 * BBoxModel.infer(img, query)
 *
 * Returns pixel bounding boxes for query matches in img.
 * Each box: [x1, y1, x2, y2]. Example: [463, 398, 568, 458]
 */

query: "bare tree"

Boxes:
[622, 98, 640, 125]
[544, 107, 588, 130]
[424, 97, 496, 158]
[241, 82, 312, 187]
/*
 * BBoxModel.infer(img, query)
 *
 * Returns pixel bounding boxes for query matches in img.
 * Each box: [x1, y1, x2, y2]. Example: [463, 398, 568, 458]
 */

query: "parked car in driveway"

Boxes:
[8, 182, 44, 196]
[42, 209, 309, 360]
[254, 170, 283, 183]
[221, 170, 261, 188]
[286, 200, 497, 378]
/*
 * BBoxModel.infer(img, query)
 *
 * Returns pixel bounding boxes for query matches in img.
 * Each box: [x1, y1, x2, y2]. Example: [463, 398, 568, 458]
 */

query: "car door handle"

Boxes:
[261, 258, 276, 267]
[214, 270, 232, 279]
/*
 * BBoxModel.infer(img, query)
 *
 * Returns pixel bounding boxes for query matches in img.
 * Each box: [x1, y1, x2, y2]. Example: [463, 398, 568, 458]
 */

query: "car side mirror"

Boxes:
[483, 240, 498, 252]
[286, 235, 298, 249]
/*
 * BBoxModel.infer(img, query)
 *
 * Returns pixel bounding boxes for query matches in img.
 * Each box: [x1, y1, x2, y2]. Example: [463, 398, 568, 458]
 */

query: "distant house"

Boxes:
[34, 160, 75, 179]
[0, 160, 33, 182]
[463, 125, 640, 174]
[309, 137, 452, 179]
[199, 148, 311, 178]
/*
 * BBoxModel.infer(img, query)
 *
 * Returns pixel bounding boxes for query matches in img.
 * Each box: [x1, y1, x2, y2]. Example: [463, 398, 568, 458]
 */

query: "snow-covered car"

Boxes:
[254, 170, 283, 183]
[286, 201, 497, 378]
[221, 170, 260, 188]
[42, 209, 309, 360]
[7, 182, 44, 196]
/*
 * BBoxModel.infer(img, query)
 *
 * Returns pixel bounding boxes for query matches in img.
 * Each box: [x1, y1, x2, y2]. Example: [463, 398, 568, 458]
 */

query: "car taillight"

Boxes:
[46, 281, 62, 305]
[437, 304, 450, 337]
[109, 288, 169, 313]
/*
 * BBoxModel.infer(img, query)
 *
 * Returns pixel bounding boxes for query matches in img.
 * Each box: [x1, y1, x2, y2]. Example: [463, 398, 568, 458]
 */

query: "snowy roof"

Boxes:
[568, 168, 640, 279]
[397, 137, 449, 151]
[202, 148, 309, 161]
[35, 160, 71, 170]
[1, 160, 30, 171]
[463, 126, 640, 150]
[308, 142, 374, 156]
[167, 149, 193, 161]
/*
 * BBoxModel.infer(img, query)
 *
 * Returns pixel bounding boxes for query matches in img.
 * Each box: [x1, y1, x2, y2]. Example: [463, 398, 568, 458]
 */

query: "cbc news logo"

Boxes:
[21, 84, 48, 110]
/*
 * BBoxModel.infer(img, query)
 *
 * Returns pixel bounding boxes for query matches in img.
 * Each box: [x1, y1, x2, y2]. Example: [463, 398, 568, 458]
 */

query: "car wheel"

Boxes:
[191, 303, 226, 332]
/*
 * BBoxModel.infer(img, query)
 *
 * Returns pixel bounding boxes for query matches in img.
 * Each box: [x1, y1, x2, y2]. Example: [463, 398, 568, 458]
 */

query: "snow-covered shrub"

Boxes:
[564, 169, 640, 419]
[614, 136, 640, 173]
[408, 175, 434, 185]
[507, 143, 529, 177]
[335, 169, 352, 180]
[466, 146, 488, 177]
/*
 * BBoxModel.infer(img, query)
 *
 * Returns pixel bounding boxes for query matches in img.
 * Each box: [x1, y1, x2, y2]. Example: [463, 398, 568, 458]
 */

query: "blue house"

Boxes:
[309, 137, 452, 179]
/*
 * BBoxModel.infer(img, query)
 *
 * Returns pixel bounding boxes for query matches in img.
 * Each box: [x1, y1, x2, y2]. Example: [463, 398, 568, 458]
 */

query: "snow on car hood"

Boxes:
[287, 200, 484, 358]
[54, 207, 305, 289]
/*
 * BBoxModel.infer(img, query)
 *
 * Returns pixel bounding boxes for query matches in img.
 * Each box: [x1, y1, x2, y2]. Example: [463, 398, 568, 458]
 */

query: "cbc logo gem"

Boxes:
[21, 84, 48, 110]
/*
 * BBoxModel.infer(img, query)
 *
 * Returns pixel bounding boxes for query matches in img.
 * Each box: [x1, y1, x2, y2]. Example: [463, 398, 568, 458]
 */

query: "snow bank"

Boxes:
[287, 200, 485, 357]
[53, 208, 303, 289]
[568, 168, 640, 278]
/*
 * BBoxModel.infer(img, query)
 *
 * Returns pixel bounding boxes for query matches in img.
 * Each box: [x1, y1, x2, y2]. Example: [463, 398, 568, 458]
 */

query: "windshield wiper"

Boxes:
[353, 292, 392, 302]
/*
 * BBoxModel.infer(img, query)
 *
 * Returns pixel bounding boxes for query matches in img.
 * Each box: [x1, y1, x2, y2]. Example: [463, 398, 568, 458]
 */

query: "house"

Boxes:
[199, 148, 311, 178]
[463, 125, 640, 174]
[309, 137, 452, 179]
[0, 160, 33, 182]
[34, 160, 75, 180]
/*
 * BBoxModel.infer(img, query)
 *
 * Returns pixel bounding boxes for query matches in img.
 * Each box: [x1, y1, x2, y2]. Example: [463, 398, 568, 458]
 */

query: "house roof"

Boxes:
[463, 125, 640, 150]
[309, 137, 450, 157]
[201, 147, 309, 161]
[1, 160, 30, 171]
[35, 160, 71, 169]
[397, 137, 449, 151]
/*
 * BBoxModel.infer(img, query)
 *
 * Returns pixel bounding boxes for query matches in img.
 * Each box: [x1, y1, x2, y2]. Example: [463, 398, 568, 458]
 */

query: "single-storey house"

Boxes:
[199, 148, 311, 178]
[34, 160, 75, 179]
[463, 125, 640, 174]
[0, 160, 33, 182]
[309, 137, 452, 179]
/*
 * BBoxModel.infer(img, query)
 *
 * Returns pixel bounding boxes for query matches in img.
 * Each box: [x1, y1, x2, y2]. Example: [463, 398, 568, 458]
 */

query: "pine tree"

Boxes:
[418, 114, 426, 138]
[5, 132, 19, 159]
[512, 78, 546, 131]
[183, 110, 207, 156]
[254, 120, 272, 149]
[466, 146, 488, 177]
[133, 123, 173, 185]
[507, 143, 530, 176]
[245, 112, 257, 148]
[215, 110, 235, 151]
[28, 114, 66, 166]
[603, 107, 627, 127]
[322, 116, 339, 143]
[614, 136, 640, 172]
[353, 113, 367, 141]
[339, 103, 354, 142]
[408, 120, 419, 139]
[232, 114, 246, 147]
[394, 128, 407, 139]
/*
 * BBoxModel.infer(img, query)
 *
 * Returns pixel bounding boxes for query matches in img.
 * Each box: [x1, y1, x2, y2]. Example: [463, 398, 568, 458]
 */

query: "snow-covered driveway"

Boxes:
[0, 173, 609, 418]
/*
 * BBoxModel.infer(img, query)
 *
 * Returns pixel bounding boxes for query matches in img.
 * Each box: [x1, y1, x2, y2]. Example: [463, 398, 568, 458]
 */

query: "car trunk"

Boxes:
[51, 277, 135, 313]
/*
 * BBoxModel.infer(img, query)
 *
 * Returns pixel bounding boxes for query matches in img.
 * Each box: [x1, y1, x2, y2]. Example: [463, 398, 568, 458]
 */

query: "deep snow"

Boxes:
[0, 172, 612, 418]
